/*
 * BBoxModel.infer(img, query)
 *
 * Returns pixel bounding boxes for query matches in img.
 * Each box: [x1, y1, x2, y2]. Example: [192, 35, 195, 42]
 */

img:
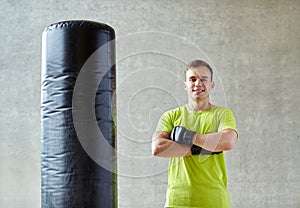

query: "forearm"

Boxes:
[152, 132, 191, 158]
[193, 130, 237, 152]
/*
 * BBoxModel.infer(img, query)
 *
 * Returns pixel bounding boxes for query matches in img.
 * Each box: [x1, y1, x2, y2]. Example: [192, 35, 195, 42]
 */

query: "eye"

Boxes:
[189, 78, 197, 82]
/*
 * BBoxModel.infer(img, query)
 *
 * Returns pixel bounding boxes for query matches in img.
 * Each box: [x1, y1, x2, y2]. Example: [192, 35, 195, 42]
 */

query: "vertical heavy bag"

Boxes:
[41, 20, 116, 208]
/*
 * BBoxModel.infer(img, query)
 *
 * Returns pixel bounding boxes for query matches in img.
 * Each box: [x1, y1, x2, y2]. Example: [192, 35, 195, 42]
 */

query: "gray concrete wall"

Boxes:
[0, 0, 299, 207]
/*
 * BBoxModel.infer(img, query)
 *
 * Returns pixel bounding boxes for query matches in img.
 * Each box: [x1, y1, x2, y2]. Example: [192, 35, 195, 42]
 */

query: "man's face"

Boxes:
[184, 66, 215, 101]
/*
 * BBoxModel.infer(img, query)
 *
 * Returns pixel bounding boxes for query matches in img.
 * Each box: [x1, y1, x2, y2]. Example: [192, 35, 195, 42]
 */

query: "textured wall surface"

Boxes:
[0, 0, 299, 207]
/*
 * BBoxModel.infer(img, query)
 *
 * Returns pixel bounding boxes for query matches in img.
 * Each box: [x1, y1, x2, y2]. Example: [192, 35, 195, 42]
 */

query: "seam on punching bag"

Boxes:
[44, 20, 115, 33]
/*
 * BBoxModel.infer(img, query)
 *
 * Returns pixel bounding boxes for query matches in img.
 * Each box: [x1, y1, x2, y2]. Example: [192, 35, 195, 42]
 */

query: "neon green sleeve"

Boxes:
[218, 108, 238, 137]
[155, 111, 173, 133]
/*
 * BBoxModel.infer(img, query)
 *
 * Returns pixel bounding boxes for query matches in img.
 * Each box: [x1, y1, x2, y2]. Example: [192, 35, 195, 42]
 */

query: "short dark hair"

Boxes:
[185, 60, 213, 81]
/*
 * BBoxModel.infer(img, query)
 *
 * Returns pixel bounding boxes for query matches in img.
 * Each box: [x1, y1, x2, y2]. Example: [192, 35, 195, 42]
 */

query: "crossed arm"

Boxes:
[152, 129, 237, 158]
[152, 131, 191, 157]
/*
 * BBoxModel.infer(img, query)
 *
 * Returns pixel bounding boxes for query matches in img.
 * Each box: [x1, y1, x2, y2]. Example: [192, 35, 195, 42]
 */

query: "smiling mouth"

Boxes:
[193, 89, 205, 93]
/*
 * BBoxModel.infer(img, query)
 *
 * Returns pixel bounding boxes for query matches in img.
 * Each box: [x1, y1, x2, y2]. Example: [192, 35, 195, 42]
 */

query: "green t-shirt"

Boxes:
[156, 105, 238, 208]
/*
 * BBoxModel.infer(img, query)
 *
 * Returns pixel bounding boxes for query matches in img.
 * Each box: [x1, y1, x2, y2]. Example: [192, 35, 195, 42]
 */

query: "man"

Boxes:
[152, 60, 238, 208]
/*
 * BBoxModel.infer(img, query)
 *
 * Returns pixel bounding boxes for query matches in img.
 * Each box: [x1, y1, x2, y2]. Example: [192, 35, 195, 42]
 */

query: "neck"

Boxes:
[187, 99, 212, 112]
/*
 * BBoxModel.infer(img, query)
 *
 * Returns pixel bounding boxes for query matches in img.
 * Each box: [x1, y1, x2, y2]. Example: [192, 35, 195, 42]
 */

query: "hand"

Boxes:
[169, 126, 196, 146]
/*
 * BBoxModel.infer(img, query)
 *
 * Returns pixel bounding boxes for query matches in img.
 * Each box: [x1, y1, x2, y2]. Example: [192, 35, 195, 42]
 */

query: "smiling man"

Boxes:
[152, 60, 238, 208]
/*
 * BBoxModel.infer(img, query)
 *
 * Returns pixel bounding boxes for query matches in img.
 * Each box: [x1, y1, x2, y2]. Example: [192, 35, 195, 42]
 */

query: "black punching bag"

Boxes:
[41, 20, 116, 208]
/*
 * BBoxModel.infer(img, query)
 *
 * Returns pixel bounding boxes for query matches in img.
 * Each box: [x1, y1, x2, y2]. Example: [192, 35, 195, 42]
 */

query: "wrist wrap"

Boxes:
[191, 145, 223, 155]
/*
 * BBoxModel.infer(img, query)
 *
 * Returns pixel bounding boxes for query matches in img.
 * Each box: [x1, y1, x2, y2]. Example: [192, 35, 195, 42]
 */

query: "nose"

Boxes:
[195, 79, 203, 86]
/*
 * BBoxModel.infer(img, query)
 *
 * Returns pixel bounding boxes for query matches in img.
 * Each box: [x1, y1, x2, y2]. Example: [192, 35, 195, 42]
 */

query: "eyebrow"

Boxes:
[188, 75, 209, 79]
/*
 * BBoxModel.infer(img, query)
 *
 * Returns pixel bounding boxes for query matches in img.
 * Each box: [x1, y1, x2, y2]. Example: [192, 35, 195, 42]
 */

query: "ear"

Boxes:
[210, 81, 215, 90]
[184, 81, 188, 90]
